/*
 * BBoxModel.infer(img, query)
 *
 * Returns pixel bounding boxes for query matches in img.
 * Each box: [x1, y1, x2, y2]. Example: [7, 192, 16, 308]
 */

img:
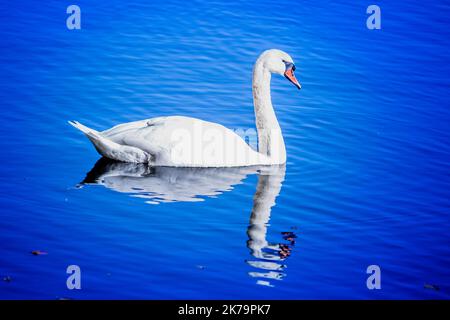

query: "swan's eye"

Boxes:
[283, 61, 295, 71]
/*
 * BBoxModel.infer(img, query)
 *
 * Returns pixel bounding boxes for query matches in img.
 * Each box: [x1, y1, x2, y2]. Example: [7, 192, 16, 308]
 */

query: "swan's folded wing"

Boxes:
[102, 118, 166, 137]
[100, 115, 267, 166]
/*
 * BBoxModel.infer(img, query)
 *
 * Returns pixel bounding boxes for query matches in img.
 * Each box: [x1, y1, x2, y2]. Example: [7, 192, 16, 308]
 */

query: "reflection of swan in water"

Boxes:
[80, 159, 295, 285]
[246, 165, 296, 287]
[81, 158, 263, 204]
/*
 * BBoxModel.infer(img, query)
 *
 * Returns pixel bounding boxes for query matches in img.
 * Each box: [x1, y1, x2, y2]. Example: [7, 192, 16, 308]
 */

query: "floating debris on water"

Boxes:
[31, 250, 48, 256]
[424, 283, 440, 291]
[2, 276, 12, 282]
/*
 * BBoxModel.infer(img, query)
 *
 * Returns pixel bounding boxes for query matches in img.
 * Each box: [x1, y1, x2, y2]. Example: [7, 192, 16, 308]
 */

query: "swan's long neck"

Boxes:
[252, 61, 286, 164]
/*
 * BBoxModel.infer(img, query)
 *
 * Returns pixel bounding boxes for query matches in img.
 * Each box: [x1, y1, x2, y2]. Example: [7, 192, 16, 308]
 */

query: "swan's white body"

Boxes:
[71, 116, 271, 166]
[69, 49, 299, 167]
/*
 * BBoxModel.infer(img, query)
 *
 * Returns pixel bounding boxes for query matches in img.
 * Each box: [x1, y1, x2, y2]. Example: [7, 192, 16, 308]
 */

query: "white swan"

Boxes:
[69, 49, 301, 167]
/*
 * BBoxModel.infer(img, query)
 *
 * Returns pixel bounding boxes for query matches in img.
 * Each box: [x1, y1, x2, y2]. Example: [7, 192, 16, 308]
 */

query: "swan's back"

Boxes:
[101, 116, 268, 167]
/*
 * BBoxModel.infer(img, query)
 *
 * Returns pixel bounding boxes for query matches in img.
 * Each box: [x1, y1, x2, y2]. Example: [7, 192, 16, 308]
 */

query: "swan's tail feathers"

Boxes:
[68, 120, 152, 163]
[68, 120, 99, 135]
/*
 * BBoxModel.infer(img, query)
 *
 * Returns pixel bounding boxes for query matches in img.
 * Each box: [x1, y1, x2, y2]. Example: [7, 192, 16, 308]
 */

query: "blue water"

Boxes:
[1, 0, 449, 299]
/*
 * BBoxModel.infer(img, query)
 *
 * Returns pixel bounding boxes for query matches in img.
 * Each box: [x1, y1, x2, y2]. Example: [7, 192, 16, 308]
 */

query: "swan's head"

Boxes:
[258, 49, 301, 90]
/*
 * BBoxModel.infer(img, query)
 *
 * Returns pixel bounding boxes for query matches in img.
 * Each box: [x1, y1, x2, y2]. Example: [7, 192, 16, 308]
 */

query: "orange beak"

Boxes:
[284, 63, 301, 90]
